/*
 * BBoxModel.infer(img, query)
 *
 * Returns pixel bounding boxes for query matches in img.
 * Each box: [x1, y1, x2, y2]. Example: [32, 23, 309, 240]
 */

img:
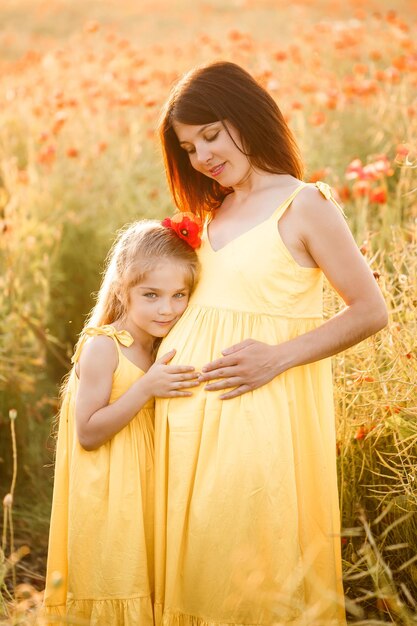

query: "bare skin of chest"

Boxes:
[208, 184, 318, 268]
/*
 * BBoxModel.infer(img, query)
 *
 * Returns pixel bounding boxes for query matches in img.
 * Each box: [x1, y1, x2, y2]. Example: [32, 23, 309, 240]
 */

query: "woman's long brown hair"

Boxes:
[159, 61, 304, 220]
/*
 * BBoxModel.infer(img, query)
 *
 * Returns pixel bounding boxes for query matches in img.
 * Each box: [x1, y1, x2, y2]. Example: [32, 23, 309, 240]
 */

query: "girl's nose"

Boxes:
[158, 299, 173, 315]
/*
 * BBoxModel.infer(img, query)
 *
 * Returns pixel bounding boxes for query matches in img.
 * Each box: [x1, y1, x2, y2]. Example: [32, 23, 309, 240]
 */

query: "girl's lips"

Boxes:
[209, 162, 226, 177]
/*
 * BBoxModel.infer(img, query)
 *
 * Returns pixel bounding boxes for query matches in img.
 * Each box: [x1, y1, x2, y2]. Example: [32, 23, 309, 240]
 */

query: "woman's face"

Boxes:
[173, 120, 252, 187]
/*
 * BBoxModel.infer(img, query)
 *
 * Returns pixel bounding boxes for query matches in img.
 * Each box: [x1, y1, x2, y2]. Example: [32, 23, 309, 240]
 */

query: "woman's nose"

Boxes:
[195, 145, 212, 164]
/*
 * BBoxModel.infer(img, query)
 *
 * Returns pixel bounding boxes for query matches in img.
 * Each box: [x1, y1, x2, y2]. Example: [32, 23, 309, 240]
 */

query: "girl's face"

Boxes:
[173, 120, 252, 188]
[124, 261, 191, 339]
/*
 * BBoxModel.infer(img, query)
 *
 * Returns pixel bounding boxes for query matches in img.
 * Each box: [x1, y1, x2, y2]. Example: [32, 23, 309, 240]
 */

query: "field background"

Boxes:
[0, 0, 416, 623]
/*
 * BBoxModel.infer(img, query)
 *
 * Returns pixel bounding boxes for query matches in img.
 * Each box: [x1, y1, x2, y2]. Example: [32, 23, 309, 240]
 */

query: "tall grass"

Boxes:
[0, 0, 416, 622]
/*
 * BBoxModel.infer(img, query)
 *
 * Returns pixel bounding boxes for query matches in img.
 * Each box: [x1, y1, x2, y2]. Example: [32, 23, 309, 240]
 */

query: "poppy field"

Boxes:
[0, 0, 416, 623]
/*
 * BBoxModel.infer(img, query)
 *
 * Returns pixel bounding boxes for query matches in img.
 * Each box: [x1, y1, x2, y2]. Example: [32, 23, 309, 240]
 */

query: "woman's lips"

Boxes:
[209, 162, 226, 177]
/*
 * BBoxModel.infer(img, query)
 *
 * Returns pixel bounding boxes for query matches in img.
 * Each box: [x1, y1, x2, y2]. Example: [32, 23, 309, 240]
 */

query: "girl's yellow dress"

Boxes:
[154, 182, 346, 626]
[43, 325, 155, 626]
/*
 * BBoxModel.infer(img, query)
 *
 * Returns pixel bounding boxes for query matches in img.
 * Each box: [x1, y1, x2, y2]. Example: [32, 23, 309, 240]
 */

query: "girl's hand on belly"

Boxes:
[144, 350, 201, 398]
[198, 339, 286, 399]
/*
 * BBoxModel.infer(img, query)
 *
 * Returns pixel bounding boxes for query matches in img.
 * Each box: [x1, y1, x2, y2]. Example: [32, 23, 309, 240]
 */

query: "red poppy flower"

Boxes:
[354, 426, 368, 441]
[345, 158, 363, 180]
[369, 186, 387, 204]
[162, 212, 202, 249]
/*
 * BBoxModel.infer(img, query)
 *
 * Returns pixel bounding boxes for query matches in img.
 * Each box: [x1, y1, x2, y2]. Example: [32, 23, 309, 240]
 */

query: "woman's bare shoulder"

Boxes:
[290, 182, 346, 226]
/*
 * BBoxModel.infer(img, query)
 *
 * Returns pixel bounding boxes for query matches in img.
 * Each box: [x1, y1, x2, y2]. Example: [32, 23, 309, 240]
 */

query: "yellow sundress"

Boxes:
[154, 182, 346, 625]
[42, 325, 155, 626]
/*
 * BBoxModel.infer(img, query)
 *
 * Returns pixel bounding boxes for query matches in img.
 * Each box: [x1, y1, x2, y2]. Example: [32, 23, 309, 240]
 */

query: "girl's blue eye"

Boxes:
[144, 293, 157, 298]
[174, 292, 187, 299]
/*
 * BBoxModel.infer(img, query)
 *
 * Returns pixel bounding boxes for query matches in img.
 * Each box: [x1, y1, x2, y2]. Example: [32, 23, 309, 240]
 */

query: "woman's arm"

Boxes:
[76, 336, 199, 449]
[199, 186, 388, 399]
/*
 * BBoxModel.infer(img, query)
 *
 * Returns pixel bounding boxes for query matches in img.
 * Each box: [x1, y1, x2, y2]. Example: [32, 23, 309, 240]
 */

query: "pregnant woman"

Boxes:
[154, 61, 387, 625]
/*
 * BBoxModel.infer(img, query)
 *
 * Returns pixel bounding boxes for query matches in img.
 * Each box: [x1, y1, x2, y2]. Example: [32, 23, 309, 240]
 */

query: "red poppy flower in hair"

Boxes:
[161, 212, 203, 249]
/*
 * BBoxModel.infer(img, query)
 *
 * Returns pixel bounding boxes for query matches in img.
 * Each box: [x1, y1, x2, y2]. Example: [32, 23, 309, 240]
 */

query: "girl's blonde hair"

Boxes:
[85, 219, 200, 329]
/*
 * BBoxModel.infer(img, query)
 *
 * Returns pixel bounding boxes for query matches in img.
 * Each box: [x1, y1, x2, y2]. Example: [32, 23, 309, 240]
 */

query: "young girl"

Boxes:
[43, 217, 201, 625]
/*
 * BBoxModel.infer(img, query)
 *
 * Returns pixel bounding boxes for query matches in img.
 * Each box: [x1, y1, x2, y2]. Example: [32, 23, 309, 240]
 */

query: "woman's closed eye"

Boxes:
[181, 131, 220, 154]
[205, 132, 219, 142]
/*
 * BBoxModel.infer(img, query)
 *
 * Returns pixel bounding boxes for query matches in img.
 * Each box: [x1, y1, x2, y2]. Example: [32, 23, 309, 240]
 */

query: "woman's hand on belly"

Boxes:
[198, 339, 286, 399]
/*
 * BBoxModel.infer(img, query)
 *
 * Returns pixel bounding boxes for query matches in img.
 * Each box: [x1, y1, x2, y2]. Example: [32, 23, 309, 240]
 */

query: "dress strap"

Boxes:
[273, 183, 308, 221]
[273, 181, 347, 222]
[71, 325, 134, 364]
[314, 181, 347, 217]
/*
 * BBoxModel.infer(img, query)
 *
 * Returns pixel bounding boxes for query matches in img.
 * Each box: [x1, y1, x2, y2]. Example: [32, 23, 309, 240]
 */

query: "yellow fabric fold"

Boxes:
[40, 595, 154, 626]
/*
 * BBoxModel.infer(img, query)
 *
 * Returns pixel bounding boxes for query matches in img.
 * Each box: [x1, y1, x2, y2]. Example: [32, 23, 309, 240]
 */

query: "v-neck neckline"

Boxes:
[205, 183, 306, 254]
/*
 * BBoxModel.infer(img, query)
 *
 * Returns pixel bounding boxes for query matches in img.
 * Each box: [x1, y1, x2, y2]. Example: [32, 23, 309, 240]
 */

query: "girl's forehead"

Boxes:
[133, 260, 190, 282]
